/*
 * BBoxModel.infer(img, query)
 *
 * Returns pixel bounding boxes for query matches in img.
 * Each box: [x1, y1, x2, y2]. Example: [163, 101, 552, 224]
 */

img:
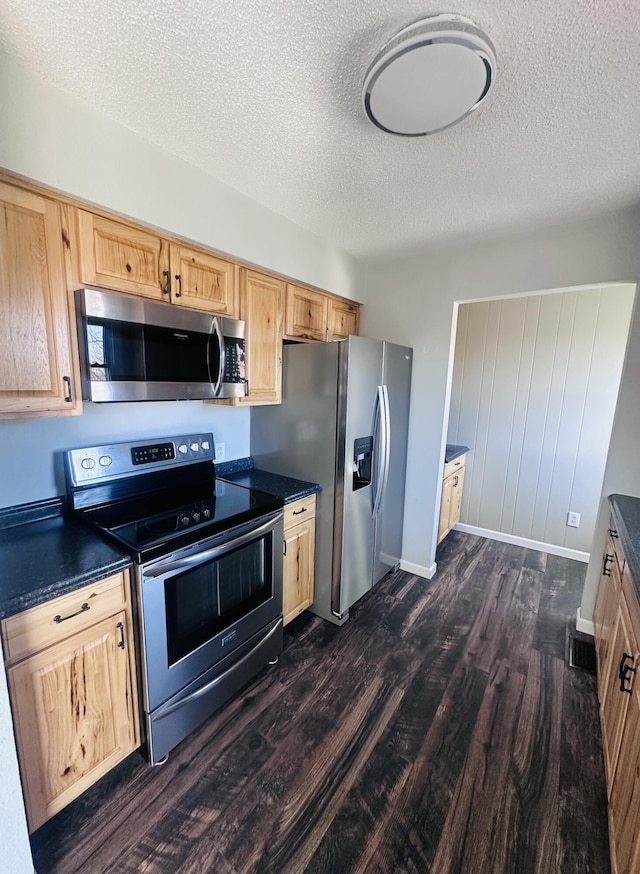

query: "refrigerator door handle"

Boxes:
[377, 384, 392, 514]
[372, 385, 389, 517]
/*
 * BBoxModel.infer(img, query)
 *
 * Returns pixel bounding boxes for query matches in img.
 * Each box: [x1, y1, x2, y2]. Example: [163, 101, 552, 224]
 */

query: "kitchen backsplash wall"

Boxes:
[0, 402, 249, 509]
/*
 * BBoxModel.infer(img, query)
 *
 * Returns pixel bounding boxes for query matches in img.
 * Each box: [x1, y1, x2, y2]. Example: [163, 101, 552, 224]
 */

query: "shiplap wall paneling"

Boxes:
[448, 285, 634, 553]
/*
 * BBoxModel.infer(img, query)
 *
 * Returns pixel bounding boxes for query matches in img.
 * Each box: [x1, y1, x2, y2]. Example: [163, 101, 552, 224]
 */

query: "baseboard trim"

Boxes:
[576, 607, 595, 637]
[454, 523, 590, 563]
[399, 559, 437, 579]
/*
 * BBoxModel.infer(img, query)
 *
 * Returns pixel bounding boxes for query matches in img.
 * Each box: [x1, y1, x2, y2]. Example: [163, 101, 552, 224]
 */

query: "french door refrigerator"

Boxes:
[251, 336, 412, 626]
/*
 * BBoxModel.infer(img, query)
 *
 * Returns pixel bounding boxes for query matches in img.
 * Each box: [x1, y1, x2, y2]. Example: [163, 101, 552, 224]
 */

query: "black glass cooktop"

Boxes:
[81, 478, 283, 564]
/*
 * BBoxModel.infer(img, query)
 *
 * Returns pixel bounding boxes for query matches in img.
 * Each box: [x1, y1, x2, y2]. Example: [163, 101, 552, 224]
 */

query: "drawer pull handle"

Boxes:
[53, 603, 90, 623]
[292, 507, 307, 515]
[603, 553, 614, 576]
[619, 652, 636, 694]
[609, 528, 619, 539]
[116, 621, 126, 650]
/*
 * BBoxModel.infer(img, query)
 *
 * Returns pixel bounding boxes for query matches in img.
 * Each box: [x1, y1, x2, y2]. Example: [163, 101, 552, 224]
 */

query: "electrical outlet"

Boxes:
[567, 511, 581, 528]
[215, 442, 225, 461]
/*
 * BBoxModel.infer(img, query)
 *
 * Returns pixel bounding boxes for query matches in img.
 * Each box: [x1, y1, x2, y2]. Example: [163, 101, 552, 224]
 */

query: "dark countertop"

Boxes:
[609, 494, 640, 600]
[445, 444, 470, 463]
[0, 500, 131, 620]
[216, 458, 321, 504]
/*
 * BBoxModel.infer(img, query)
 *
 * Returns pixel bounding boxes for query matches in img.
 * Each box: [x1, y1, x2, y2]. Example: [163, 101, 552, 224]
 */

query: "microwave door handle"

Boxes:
[209, 316, 225, 395]
[143, 515, 281, 579]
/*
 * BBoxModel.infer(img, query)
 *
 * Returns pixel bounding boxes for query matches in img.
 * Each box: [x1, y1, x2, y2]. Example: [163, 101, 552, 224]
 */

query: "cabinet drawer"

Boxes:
[1, 572, 127, 665]
[443, 455, 466, 480]
[284, 496, 317, 532]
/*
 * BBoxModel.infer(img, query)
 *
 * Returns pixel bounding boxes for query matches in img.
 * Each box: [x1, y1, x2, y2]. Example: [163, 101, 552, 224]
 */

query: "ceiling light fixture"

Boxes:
[362, 13, 496, 136]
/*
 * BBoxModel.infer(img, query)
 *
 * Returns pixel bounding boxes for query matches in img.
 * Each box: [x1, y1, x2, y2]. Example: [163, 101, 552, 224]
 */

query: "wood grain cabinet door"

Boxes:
[600, 594, 637, 788]
[608, 682, 640, 874]
[437, 475, 454, 544]
[237, 268, 284, 405]
[284, 284, 328, 341]
[0, 183, 78, 416]
[449, 467, 465, 530]
[170, 246, 238, 315]
[7, 611, 138, 832]
[283, 519, 316, 625]
[77, 211, 169, 300]
[327, 298, 359, 340]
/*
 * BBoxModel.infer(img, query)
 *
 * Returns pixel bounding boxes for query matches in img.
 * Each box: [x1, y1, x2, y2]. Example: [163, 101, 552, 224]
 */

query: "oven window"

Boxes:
[164, 536, 272, 665]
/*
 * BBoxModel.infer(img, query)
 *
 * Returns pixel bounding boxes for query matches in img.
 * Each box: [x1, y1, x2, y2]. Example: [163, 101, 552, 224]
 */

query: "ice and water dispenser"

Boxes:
[352, 436, 373, 491]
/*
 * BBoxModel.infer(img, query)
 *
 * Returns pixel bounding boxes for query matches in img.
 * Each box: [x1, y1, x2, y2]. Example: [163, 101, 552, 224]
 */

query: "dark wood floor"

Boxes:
[31, 532, 610, 873]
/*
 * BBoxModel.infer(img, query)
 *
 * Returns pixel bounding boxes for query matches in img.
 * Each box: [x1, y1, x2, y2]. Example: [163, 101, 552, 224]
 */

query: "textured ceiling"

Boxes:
[1, 0, 639, 259]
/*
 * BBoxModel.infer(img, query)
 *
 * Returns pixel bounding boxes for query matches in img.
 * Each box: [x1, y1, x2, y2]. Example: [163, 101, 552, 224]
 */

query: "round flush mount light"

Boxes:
[362, 13, 496, 136]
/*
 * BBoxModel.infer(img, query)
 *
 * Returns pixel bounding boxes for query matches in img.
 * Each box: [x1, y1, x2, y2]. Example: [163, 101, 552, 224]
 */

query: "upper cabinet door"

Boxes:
[170, 246, 238, 315]
[327, 298, 359, 341]
[77, 211, 170, 300]
[0, 182, 78, 417]
[284, 284, 328, 341]
[238, 268, 284, 405]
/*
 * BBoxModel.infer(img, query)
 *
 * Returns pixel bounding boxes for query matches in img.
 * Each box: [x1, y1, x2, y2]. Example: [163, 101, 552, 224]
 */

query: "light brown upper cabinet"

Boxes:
[77, 211, 238, 316]
[0, 182, 80, 418]
[284, 283, 360, 342]
[236, 268, 284, 405]
[327, 297, 359, 341]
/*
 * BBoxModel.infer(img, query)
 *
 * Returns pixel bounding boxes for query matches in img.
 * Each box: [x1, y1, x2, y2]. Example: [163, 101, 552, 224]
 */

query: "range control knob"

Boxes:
[190, 442, 199, 452]
[201, 440, 210, 450]
[98, 455, 112, 467]
[192, 512, 201, 523]
[180, 515, 190, 525]
[178, 444, 188, 454]
[80, 458, 95, 470]
[203, 508, 211, 518]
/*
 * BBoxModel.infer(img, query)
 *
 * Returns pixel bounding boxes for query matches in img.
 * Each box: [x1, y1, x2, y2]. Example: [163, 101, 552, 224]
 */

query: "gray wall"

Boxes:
[360, 208, 640, 577]
[448, 286, 634, 554]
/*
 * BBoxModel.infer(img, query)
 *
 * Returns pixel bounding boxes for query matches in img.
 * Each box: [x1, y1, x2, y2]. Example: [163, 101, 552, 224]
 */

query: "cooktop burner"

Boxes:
[65, 433, 282, 563]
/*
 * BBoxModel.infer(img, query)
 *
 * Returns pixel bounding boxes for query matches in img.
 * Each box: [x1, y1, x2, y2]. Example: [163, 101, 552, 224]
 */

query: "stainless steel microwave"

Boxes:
[75, 287, 246, 402]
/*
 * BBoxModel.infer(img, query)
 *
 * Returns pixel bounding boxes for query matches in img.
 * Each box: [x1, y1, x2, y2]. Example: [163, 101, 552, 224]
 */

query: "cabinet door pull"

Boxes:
[63, 375, 73, 403]
[162, 270, 171, 296]
[292, 507, 307, 516]
[53, 602, 90, 623]
[116, 621, 126, 649]
[603, 553, 614, 576]
[283, 540, 287, 556]
[174, 274, 182, 297]
[618, 652, 636, 693]
[453, 475, 459, 487]
[609, 527, 619, 539]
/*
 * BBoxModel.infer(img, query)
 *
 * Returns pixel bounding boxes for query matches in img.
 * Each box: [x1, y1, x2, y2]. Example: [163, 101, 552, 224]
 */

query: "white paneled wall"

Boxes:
[448, 285, 635, 553]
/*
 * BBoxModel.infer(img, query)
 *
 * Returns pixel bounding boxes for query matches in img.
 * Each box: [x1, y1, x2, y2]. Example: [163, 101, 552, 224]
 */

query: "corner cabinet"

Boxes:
[594, 510, 640, 874]
[1, 572, 139, 832]
[283, 496, 316, 625]
[0, 182, 80, 418]
[437, 454, 467, 544]
[284, 282, 360, 342]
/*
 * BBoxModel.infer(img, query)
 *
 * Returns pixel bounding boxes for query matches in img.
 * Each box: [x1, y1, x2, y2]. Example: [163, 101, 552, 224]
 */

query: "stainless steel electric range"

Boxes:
[65, 433, 284, 765]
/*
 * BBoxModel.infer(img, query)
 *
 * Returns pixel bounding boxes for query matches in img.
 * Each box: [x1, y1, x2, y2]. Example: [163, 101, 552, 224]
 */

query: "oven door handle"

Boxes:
[154, 618, 283, 720]
[142, 514, 281, 579]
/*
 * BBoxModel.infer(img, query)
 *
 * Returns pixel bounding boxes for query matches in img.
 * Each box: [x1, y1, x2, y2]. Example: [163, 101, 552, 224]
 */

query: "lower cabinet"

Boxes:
[594, 512, 640, 874]
[283, 496, 316, 625]
[437, 454, 466, 544]
[1, 571, 139, 832]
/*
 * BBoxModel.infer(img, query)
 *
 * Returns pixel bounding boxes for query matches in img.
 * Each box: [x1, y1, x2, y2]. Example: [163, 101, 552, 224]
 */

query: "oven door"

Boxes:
[137, 510, 283, 714]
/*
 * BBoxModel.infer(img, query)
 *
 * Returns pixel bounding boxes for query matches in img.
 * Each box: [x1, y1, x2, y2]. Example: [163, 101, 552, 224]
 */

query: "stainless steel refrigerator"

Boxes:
[251, 336, 412, 626]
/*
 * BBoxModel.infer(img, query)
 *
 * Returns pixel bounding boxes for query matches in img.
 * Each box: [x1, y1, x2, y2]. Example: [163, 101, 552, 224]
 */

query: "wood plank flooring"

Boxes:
[30, 532, 610, 873]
